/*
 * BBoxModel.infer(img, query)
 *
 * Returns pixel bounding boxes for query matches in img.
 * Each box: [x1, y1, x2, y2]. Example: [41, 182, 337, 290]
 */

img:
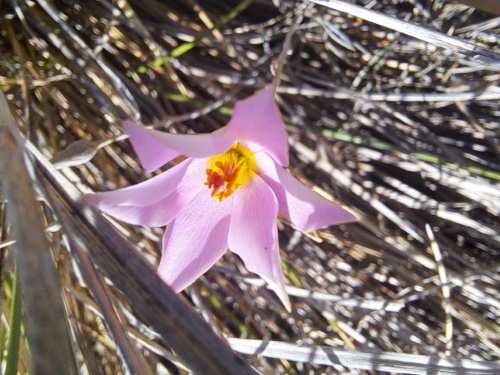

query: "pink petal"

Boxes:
[256, 152, 356, 232]
[158, 188, 233, 291]
[227, 175, 291, 311]
[86, 158, 208, 227]
[124, 120, 234, 172]
[124, 120, 180, 172]
[222, 85, 289, 167]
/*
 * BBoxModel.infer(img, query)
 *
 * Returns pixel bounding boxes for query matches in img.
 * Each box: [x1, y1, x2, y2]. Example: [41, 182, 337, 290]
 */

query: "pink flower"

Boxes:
[87, 86, 355, 310]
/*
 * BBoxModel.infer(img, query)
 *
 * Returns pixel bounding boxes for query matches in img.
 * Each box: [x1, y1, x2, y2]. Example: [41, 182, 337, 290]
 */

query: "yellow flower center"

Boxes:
[205, 143, 258, 202]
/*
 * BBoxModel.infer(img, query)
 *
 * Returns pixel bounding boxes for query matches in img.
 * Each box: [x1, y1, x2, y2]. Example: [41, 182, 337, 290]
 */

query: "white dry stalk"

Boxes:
[310, 0, 500, 66]
[425, 224, 453, 355]
[228, 338, 500, 374]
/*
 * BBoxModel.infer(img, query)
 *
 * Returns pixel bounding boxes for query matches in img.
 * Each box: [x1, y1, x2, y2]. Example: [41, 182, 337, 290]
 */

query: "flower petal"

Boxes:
[256, 152, 356, 232]
[86, 158, 208, 227]
[158, 187, 233, 292]
[124, 120, 234, 172]
[124, 120, 180, 172]
[222, 85, 289, 166]
[228, 174, 290, 311]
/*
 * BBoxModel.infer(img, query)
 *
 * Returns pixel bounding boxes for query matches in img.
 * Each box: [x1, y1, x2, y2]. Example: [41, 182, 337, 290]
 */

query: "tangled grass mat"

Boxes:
[0, 0, 499, 374]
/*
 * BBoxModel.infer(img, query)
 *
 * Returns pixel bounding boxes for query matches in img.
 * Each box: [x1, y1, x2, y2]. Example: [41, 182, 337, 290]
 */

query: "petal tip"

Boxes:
[122, 119, 138, 131]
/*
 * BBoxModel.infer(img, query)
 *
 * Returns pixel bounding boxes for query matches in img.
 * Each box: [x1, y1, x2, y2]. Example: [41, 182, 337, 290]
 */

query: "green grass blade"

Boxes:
[138, 0, 254, 73]
[322, 130, 500, 180]
[5, 265, 22, 375]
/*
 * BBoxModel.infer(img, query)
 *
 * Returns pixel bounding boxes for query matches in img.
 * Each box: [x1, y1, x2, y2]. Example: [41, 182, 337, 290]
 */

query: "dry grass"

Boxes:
[0, 0, 499, 374]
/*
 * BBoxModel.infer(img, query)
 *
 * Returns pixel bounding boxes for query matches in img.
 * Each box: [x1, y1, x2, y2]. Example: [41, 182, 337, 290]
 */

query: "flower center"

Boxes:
[205, 143, 258, 202]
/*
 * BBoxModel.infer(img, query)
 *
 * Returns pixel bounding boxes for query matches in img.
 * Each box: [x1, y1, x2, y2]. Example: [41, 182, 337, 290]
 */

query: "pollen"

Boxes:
[205, 143, 258, 202]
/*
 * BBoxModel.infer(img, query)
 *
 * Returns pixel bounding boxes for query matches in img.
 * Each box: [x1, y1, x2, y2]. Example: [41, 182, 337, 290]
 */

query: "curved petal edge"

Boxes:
[256, 152, 356, 233]
[223, 85, 289, 166]
[228, 175, 291, 311]
[124, 120, 234, 172]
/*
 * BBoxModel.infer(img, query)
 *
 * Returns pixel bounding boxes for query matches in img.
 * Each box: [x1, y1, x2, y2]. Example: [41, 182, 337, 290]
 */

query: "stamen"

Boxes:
[205, 144, 258, 201]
